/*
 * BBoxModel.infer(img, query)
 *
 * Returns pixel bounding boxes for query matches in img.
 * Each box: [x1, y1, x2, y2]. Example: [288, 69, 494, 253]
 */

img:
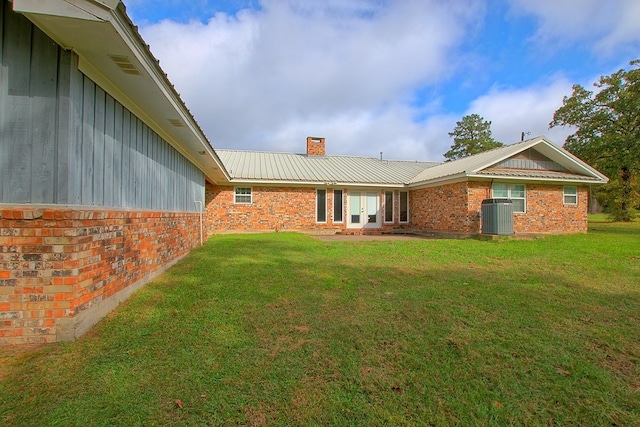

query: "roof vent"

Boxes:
[109, 55, 142, 76]
[168, 119, 184, 127]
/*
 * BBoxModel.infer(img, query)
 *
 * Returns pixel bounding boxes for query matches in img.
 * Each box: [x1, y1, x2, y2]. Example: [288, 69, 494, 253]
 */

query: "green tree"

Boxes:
[444, 114, 503, 161]
[550, 59, 640, 221]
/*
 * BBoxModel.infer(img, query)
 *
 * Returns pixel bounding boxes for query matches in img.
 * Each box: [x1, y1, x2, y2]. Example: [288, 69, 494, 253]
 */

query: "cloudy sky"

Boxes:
[124, 0, 640, 161]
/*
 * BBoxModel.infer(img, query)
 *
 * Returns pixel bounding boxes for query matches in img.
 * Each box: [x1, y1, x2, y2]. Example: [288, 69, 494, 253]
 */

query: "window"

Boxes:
[492, 183, 526, 213]
[333, 189, 343, 222]
[234, 187, 252, 204]
[384, 190, 394, 223]
[316, 189, 327, 223]
[564, 186, 578, 205]
[399, 191, 409, 223]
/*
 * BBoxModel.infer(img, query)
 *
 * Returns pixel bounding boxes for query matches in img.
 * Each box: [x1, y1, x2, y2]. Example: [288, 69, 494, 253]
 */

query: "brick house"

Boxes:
[0, 0, 228, 344]
[0, 1, 606, 344]
[206, 136, 608, 236]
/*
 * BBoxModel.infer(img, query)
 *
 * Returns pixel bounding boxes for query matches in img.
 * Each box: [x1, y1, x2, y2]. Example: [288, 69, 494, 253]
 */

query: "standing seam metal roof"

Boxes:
[216, 150, 439, 185]
[216, 136, 608, 187]
[407, 136, 608, 185]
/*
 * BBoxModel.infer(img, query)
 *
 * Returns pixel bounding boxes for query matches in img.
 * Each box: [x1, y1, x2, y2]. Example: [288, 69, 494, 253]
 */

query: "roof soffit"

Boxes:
[13, 0, 114, 21]
[13, 0, 230, 184]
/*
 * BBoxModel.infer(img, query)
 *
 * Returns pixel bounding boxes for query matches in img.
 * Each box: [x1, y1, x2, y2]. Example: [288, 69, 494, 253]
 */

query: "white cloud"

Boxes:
[508, 0, 640, 53]
[466, 76, 576, 146]
[138, 0, 481, 159]
[134, 0, 635, 163]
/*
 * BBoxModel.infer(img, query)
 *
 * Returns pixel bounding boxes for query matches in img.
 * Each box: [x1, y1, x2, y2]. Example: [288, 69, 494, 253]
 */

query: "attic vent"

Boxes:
[109, 55, 142, 76]
[168, 119, 184, 127]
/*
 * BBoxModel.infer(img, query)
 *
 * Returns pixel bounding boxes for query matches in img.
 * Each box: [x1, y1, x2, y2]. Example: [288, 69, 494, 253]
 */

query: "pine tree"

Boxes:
[444, 114, 503, 161]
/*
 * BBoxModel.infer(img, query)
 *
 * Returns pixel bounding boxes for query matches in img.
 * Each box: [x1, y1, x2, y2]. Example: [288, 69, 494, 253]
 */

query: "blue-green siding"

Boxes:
[0, 2, 204, 211]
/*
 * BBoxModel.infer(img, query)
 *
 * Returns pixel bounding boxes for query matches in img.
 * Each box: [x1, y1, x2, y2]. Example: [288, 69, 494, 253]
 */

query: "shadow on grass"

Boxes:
[1, 232, 639, 426]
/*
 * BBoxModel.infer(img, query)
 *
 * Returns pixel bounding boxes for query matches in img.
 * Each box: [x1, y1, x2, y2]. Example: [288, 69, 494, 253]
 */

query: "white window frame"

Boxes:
[333, 189, 343, 223]
[492, 183, 526, 213]
[563, 186, 578, 205]
[316, 189, 327, 223]
[399, 191, 409, 223]
[384, 190, 394, 223]
[234, 187, 252, 204]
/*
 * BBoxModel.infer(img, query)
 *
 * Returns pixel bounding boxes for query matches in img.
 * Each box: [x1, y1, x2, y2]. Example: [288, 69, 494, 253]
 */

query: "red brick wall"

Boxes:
[0, 207, 200, 344]
[205, 184, 417, 234]
[205, 184, 343, 233]
[409, 181, 588, 234]
[410, 182, 489, 234]
[512, 184, 588, 233]
[205, 182, 588, 235]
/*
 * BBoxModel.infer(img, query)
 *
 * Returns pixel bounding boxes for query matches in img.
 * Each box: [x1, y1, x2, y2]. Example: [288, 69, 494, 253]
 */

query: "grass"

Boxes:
[1, 219, 639, 426]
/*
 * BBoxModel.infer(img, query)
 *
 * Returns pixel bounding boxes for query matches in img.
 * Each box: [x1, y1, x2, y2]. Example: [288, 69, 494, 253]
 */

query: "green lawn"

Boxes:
[2, 220, 639, 426]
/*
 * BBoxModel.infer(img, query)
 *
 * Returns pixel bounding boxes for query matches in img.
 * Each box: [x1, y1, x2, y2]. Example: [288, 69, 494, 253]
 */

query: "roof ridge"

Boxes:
[216, 148, 438, 163]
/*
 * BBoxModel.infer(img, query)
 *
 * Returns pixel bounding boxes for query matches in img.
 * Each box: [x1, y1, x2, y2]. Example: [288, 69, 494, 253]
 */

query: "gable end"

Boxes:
[489, 148, 568, 172]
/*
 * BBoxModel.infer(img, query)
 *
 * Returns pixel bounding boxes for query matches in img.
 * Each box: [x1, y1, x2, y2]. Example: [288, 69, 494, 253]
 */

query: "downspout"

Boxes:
[193, 201, 203, 246]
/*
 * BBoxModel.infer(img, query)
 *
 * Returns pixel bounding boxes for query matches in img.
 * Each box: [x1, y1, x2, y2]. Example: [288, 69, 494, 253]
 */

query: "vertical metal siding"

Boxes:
[2, 4, 32, 203]
[93, 86, 106, 205]
[0, 4, 204, 211]
[103, 93, 115, 207]
[121, 110, 132, 207]
[81, 76, 95, 204]
[0, 1, 4, 202]
[67, 51, 84, 205]
[29, 28, 58, 204]
[112, 101, 123, 207]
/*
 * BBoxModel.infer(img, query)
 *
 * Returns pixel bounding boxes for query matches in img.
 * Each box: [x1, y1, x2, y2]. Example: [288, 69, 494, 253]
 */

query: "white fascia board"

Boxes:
[407, 172, 468, 189]
[108, 12, 210, 149]
[108, 12, 230, 182]
[468, 173, 605, 185]
[532, 139, 608, 181]
[227, 179, 405, 188]
[14, 0, 230, 183]
[13, 0, 113, 21]
[76, 56, 225, 183]
[468, 136, 608, 182]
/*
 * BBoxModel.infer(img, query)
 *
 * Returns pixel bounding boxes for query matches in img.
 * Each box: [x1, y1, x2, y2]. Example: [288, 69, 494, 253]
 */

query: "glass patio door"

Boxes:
[348, 191, 380, 228]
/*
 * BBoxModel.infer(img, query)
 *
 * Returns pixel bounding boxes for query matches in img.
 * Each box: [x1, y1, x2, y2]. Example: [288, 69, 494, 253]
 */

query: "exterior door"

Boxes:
[347, 191, 380, 228]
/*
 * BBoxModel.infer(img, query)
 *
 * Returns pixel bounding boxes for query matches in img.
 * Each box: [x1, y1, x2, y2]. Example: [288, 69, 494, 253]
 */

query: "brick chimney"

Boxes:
[306, 136, 326, 156]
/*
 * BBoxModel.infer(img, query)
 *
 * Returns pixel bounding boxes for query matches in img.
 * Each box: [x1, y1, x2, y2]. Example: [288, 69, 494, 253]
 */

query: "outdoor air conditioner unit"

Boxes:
[481, 198, 514, 235]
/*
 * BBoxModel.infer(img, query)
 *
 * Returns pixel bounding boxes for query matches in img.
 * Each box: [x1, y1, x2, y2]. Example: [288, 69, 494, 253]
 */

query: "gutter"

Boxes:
[225, 179, 407, 188]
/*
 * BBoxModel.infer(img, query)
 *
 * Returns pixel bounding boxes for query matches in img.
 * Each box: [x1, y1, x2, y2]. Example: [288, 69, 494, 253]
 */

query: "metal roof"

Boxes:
[478, 169, 604, 182]
[216, 150, 439, 186]
[407, 136, 608, 186]
[217, 136, 608, 187]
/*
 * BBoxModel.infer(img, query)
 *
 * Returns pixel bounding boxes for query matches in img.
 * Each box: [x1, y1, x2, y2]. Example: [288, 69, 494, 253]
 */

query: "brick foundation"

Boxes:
[0, 206, 200, 344]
